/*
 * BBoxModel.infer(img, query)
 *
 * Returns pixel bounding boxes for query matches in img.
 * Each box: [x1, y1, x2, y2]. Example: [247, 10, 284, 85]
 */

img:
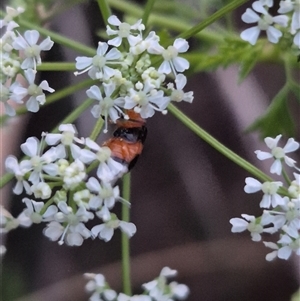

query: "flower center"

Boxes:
[30, 155, 42, 170]
[99, 186, 113, 199]
[92, 55, 107, 68]
[97, 147, 111, 163]
[118, 23, 131, 37]
[102, 96, 114, 110]
[133, 91, 148, 106]
[258, 14, 273, 30]
[27, 84, 43, 96]
[171, 89, 184, 102]
[271, 146, 285, 159]
[61, 131, 75, 146]
[24, 44, 40, 58]
[162, 46, 178, 61]
[261, 182, 279, 194]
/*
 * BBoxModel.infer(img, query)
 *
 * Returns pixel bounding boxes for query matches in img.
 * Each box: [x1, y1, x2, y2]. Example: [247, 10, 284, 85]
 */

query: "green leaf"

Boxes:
[246, 86, 296, 138]
[238, 47, 261, 83]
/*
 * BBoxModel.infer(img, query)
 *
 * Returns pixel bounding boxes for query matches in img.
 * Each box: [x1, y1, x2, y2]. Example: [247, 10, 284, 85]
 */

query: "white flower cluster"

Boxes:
[75, 15, 193, 132]
[84, 267, 189, 301]
[0, 6, 54, 116]
[240, 0, 300, 48]
[3, 124, 136, 246]
[230, 135, 300, 261]
[1, 14, 194, 250]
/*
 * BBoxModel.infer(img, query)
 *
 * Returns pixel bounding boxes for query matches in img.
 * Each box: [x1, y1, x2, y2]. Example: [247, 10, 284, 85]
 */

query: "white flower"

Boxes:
[130, 31, 160, 55]
[278, 0, 300, 34]
[0, 6, 24, 31]
[288, 173, 300, 198]
[5, 155, 32, 195]
[73, 189, 91, 208]
[44, 124, 84, 158]
[141, 67, 166, 89]
[240, 1, 289, 45]
[44, 202, 93, 246]
[86, 83, 125, 133]
[86, 177, 120, 210]
[18, 197, 57, 227]
[106, 15, 144, 47]
[142, 267, 189, 301]
[244, 177, 284, 208]
[12, 30, 54, 69]
[269, 197, 300, 232]
[75, 42, 122, 80]
[264, 232, 300, 261]
[84, 273, 117, 301]
[0, 206, 19, 233]
[169, 282, 190, 299]
[0, 82, 23, 116]
[80, 138, 127, 183]
[255, 135, 299, 175]
[20, 136, 59, 184]
[263, 241, 279, 261]
[277, 232, 300, 259]
[168, 74, 194, 103]
[62, 158, 87, 190]
[91, 215, 136, 242]
[230, 213, 271, 241]
[44, 124, 84, 159]
[149, 38, 190, 75]
[11, 68, 54, 112]
[123, 81, 170, 118]
[31, 182, 52, 199]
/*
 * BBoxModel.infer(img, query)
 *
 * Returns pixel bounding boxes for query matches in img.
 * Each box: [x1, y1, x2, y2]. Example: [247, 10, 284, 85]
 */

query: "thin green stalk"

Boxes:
[281, 168, 291, 186]
[108, 0, 224, 44]
[178, 0, 249, 40]
[121, 173, 132, 295]
[168, 103, 273, 183]
[17, 19, 95, 56]
[37, 62, 76, 71]
[142, 0, 156, 26]
[89, 117, 104, 141]
[97, 0, 112, 25]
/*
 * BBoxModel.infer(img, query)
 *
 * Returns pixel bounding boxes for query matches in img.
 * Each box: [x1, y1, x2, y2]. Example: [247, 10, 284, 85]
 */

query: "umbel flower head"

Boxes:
[84, 267, 190, 301]
[4, 14, 194, 250]
[230, 135, 300, 261]
[0, 7, 54, 116]
[75, 15, 193, 133]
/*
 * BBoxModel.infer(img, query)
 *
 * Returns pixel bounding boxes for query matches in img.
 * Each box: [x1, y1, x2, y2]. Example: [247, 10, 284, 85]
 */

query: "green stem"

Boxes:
[37, 62, 76, 71]
[89, 117, 104, 141]
[121, 173, 132, 295]
[168, 103, 273, 183]
[281, 168, 291, 186]
[178, 0, 249, 40]
[97, 0, 112, 25]
[142, 0, 156, 26]
[17, 19, 95, 56]
[107, 0, 224, 44]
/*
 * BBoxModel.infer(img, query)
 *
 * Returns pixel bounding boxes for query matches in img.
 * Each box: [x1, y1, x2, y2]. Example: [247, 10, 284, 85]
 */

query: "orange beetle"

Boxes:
[102, 110, 147, 170]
